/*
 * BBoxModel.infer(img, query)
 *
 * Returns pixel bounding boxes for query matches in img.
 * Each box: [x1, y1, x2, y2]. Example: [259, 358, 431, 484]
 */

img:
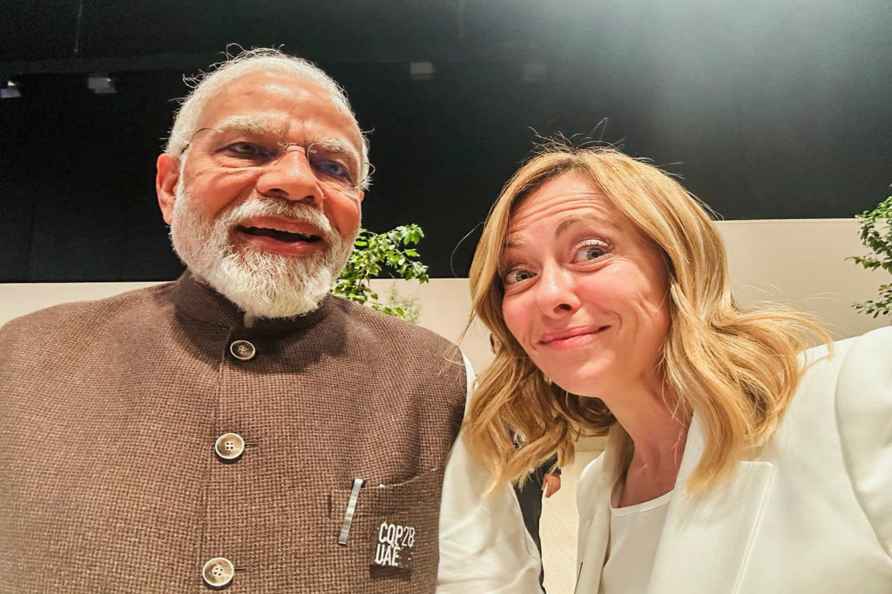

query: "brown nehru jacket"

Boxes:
[0, 273, 467, 593]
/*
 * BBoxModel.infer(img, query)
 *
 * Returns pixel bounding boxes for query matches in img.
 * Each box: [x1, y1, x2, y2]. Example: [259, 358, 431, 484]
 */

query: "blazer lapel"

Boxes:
[574, 486, 609, 593]
[646, 417, 776, 594]
[574, 428, 624, 594]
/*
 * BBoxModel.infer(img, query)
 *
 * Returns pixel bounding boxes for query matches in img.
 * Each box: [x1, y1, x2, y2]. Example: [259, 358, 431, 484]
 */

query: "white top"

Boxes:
[577, 328, 892, 594]
[598, 488, 674, 594]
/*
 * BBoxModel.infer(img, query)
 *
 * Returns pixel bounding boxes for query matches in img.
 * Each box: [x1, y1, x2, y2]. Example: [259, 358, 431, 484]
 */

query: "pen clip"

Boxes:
[338, 478, 365, 546]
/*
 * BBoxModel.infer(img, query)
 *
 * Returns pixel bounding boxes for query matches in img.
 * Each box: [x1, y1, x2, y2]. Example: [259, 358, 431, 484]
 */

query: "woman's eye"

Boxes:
[504, 268, 536, 285]
[572, 241, 609, 263]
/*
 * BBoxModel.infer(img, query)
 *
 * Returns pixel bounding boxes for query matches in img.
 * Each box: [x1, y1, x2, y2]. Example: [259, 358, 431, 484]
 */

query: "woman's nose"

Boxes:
[535, 265, 581, 318]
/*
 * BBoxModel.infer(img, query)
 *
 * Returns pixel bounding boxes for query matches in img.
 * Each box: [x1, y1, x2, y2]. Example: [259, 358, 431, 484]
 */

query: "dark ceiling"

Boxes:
[1, 0, 891, 281]
[2, 1, 558, 70]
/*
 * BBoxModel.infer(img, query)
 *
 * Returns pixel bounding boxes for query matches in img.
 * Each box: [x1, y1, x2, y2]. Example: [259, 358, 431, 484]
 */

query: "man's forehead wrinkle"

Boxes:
[229, 71, 327, 103]
[204, 73, 363, 157]
[276, 81, 364, 153]
[281, 109, 363, 162]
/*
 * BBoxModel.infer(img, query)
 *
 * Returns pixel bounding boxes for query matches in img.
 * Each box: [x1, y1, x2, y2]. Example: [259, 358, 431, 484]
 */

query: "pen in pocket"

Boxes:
[338, 478, 365, 546]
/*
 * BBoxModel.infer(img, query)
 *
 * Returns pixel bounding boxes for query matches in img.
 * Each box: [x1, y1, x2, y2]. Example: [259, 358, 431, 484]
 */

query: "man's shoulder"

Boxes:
[330, 295, 459, 352]
[0, 282, 176, 339]
[328, 296, 467, 393]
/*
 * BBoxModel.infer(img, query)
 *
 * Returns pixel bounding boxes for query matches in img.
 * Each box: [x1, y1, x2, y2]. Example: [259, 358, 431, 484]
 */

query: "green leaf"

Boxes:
[330, 224, 430, 322]
[851, 197, 892, 318]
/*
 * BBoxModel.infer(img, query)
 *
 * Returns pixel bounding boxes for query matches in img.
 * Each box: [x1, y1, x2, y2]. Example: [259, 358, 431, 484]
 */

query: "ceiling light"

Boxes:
[1, 80, 22, 99]
[87, 73, 117, 94]
[409, 61, 436, 81]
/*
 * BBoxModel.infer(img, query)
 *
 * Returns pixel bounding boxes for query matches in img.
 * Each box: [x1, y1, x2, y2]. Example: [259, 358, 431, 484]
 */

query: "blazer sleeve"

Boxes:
[436, 353, 543, 594]
[834, 327, 892, 557]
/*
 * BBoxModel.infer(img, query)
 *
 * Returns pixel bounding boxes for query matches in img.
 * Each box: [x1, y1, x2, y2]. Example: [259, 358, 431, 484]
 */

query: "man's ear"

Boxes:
[156, 153, 180, 225]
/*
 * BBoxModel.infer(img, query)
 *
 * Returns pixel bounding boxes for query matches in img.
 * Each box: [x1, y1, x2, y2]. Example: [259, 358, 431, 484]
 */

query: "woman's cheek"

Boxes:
[501, 299, 528, 346]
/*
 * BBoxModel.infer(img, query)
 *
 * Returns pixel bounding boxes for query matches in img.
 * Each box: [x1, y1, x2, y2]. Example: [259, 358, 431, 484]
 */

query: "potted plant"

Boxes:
[333, 224, 429, 322]
[849, 194, 892, 319]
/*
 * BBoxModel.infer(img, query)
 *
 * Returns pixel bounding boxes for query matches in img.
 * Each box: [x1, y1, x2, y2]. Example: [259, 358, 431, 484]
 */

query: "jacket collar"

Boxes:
[576, 417, 776, 594]
[169, 270, 333, 336]
[574, 426, 624, 594]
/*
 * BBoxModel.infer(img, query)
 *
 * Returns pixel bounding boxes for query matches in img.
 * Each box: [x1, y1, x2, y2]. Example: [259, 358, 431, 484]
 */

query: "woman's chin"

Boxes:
[546, 365, 615, 399]
[551, 377, 610, 400]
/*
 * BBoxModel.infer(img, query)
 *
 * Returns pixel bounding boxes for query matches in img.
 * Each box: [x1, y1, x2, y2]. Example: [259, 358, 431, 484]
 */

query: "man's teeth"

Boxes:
[239, 226, 321, 242]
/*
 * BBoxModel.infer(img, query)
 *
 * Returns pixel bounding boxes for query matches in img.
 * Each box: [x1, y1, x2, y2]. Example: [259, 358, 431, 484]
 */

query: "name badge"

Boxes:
[371, 520, 415, 571]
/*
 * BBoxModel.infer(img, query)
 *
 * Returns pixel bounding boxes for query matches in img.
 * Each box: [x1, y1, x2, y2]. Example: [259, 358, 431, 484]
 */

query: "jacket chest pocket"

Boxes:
[329, 468, 443, 592]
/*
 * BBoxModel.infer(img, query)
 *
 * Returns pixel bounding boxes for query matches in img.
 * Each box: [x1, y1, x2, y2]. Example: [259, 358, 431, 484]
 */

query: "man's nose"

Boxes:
[255, 147, 324, 205]
[535, 265, 581, 318]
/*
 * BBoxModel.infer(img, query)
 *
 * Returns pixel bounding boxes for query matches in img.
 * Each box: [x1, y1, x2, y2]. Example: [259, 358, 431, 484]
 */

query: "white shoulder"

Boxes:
[833, 327, 892, 555]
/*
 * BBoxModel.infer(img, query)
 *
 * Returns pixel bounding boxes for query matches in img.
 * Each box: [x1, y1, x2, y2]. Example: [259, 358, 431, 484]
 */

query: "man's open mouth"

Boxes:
[237, 225, 322, 244]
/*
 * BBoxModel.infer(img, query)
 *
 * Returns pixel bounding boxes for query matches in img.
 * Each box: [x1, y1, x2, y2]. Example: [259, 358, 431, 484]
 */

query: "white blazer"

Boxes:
[575, 327, 892, 594]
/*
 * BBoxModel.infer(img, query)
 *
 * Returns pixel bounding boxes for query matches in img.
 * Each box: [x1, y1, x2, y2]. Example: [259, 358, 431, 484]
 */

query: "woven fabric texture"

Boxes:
[0, 273, 466, 593]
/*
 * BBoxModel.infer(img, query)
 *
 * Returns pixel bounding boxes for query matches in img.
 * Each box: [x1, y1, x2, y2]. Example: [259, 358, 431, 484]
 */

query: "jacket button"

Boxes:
[229, 339, 256, 361]
[202, 557, 234, 589]
[214, 433, 245, 462]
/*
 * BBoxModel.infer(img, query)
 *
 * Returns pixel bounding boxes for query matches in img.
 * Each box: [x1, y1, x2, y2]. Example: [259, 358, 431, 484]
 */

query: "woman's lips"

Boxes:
[539, 326, 610, 349]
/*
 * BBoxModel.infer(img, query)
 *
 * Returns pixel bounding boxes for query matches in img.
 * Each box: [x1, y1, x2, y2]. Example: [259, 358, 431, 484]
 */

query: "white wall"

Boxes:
[718, 219, 888, 338]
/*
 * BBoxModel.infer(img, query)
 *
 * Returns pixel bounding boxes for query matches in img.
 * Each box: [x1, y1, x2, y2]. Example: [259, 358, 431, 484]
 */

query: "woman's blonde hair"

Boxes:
[465, 143, 830, 493]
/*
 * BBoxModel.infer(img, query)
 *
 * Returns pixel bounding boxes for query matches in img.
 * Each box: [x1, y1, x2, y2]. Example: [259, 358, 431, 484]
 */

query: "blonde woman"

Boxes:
[465, 144, 892, 594]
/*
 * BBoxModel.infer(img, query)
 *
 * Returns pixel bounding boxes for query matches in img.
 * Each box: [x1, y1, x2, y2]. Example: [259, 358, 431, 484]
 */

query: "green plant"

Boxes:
[332, 224, 430, 321]
[849, 194, 892, 318]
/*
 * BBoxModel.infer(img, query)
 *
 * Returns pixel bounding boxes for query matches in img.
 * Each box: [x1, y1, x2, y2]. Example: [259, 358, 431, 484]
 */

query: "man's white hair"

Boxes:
[165, 47, 371, 188]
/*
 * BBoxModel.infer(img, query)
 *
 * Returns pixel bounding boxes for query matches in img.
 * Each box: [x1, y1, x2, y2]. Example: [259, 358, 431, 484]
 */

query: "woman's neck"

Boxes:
[605, 383, 689, 507]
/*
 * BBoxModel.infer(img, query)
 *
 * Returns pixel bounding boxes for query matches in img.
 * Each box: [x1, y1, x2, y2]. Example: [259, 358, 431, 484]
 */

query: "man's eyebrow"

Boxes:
[312, 137, 354, 156]
[212, 116, 281, 136]
[311, 136, 361, 173]
[212, 119, 359, 160]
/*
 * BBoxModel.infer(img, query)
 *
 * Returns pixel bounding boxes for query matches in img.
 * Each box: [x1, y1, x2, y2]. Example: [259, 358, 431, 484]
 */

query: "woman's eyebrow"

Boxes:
[503, 214, 614, 250]
[503, 237, 524, 250]
[554, 214, 618, 238]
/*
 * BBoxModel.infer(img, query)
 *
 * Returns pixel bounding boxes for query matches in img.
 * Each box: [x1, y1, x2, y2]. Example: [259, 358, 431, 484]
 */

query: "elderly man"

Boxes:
[0, 49, 540, 593]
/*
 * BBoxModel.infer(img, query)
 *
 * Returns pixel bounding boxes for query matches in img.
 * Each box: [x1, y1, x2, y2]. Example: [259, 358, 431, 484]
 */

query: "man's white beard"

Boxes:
[169, 182, 356, 319]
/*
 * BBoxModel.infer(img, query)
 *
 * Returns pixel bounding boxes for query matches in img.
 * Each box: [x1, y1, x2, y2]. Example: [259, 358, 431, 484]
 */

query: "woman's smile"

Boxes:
[538, 325, 611, 349]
